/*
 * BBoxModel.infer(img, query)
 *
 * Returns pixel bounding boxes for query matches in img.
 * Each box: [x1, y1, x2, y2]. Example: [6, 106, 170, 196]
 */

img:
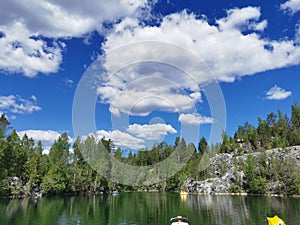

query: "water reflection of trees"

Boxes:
[185, 195, 299, 225]
[0, 194, 299, 225]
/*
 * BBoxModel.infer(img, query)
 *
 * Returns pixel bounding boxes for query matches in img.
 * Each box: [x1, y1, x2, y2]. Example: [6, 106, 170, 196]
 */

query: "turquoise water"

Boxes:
[0, 193, 299, 225]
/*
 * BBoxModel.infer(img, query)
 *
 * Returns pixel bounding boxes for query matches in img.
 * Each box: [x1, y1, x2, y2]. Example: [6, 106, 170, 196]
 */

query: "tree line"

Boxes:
[219, 101, 300, 154]
[0, 101, 300, 197]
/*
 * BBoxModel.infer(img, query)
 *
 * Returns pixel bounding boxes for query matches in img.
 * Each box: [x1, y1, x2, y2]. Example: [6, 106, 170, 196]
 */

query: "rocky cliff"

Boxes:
[185, 145, 300, 195]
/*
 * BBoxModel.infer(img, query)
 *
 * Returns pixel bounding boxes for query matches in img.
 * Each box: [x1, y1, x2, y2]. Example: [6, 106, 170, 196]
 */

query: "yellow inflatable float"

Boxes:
[267, 215, 286, 225]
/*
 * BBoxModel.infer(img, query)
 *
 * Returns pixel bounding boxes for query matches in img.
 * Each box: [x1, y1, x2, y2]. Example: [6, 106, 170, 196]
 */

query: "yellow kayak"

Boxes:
[267, 215, 286, 225]
[179, 191, 188, 196]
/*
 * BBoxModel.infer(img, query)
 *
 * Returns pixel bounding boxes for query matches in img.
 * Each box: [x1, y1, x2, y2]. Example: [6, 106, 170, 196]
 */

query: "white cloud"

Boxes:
[103, 89, 199, 117]
[103, 7, 300, 80]
[127, 123, 177, 140]
[0, 95, 41, 114]
[266, 85, 292, 100]
[97, 67, 202, 116]
[98, 7, 300, 116]
[0, 0, 148, 38]
[86, 122, 177, 149]
[178, 113, 214, 126]
[296, 23, 300, 44]
[96, 129, 145, 149]
[217, 7, 267, 31]
[280, 0, 300, 14]
[0, 0, 148, 76]
[17, 129, 72, 154]
[64, 78, 74, 87]
[18, 129, 61, 142]
[0, 22, 63, 77]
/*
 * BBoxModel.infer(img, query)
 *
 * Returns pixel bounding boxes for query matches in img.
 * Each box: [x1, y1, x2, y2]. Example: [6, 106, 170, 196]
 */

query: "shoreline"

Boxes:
[186, 191, 300, 198]
[3, 190, 300, 200]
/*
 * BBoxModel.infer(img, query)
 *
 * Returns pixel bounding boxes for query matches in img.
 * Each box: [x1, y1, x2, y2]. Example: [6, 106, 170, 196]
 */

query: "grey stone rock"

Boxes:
[185, 145, 300, 194]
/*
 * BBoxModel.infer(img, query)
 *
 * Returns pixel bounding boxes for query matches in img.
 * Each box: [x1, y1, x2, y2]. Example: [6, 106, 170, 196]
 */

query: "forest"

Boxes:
[0, 101, 300, 197]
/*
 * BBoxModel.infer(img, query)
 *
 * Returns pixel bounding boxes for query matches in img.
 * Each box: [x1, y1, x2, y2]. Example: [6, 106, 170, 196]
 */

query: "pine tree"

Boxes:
[0, 114, 10, 139]
[41, 133, 70, 194]
[291, 101, 300, 130]
[198, 137, 208, 155]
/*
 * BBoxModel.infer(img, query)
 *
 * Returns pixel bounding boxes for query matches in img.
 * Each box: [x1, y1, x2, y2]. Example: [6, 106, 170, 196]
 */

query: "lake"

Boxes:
[0, 193, 299, 225]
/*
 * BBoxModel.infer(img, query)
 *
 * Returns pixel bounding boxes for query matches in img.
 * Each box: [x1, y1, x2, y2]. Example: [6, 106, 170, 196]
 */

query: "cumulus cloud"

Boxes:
[85, 123, 177, 149]
[178, 113, 214, 126]
[96, 129, 145, 149]
[0, 95, 41, 114]
[280, 0, 300, 14]
[97, 7, 300, 116]
[0, 22, 63, 77]
[217, 7, 267, 31]
[97, 64, 202, 116]
[266, 85, 292, 100]
[17, 129, 72, 154]
[0, 0, 148, 76]
[103, 7, 300, 81]
[0, 0, 148, 38]
[127, 123, 177, 140]
[18, 129, 61, 142]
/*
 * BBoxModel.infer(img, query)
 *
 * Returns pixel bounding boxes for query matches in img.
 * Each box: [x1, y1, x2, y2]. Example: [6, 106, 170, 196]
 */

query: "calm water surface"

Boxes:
[0, 193, 299, 225]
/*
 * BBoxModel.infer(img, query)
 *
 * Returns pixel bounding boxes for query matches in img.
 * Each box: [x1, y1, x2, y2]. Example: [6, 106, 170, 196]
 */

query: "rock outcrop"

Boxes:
[185, 145, 300, 194]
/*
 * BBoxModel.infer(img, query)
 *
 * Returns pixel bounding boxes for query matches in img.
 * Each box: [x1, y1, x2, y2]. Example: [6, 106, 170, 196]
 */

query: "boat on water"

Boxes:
[170, 215, 285, 225]
[170, 216, 190, 225]
[179, 190, 188, 196]
[112, 190, 119, 195]
[267, 215, 286, 225]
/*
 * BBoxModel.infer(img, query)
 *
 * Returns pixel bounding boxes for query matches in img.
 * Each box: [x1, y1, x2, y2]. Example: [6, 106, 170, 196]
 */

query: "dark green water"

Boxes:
[0, 193, 299, 225]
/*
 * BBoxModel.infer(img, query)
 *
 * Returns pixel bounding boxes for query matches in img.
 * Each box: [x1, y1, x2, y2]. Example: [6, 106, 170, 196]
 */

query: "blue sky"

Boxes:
[0, 0, 300, 152]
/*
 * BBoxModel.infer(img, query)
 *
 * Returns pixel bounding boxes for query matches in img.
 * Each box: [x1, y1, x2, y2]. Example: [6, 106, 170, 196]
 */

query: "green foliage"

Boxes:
[258, 151, 268, 178]
[244, 155, 267, 194]
[219, 130, 234, 153]
[230, 102, 300, 150]
[291, 101, 300, 131]
[41, 132, 70, 194]
[165, 176, 180, 191]
[229, 184, 242, 193]
[24, 140, 48, 187]
[243, 152, 300, 195]
[42, 168, 67, 194]
[244, 155, 257, 183]
[274, 158, 300, 195]
[1, 99, 300, 197]
[217, 158, 227, 176]
[0, 179, 10, 196]
[248, 176, 267, 194]
[0, 114, 10, 139]
[198, 137, 208, 155]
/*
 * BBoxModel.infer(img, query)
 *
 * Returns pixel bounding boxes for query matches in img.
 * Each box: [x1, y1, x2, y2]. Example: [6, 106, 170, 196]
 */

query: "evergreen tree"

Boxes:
[273, 110, 290, 147]
[41, 133, 70, 194]
[0, 114, 10, 139]
[24, 140, 47, 191]
[244, 155, 267, 194]
[198, 137, 208, 155]
[290, 101, 300, 145]
[5, 130, 24, 177]
[291, 101, 300, 130]
[257, 117, 271, 149]
[219, 130, 233, 153]
[176, 138, 187, 163]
